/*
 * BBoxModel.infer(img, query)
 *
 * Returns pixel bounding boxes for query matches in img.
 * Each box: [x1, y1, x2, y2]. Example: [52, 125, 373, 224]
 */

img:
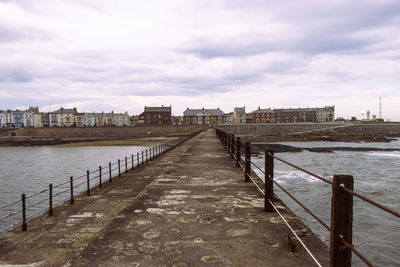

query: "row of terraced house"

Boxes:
[182, 106, 335, 125]
[1, 105, 335, 128]
[0, 107, 129, 128]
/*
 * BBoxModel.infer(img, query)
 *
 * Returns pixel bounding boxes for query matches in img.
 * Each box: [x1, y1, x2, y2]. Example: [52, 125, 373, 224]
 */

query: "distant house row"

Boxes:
[0, 105, 335, 128]
[181, 106, 335, 125]
[0, 106, 129, 128]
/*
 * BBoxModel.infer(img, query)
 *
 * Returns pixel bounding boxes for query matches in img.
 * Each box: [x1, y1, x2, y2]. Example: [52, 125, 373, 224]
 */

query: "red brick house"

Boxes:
[252, 107, 277, 123]
[139, 106, 171, 126]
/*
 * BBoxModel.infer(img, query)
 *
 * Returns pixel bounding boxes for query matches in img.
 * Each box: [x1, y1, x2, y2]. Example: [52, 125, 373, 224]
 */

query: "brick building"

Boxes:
[139, 106, 171, 126]
[252, 108, 277, 123]
[274, 106, 334, 123]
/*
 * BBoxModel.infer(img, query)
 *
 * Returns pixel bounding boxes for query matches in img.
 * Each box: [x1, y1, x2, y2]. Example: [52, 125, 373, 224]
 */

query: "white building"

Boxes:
[0, 111, 13, 128]
[24, 111, 34, 127]
[49, 111, 61, 127]
[84, 113, 95, 127]
[113, 112, 129, 126]
[33, 113, 42, 127]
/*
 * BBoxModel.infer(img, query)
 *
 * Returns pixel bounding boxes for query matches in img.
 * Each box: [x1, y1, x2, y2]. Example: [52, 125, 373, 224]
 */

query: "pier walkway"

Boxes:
[0, 129, 328, 266]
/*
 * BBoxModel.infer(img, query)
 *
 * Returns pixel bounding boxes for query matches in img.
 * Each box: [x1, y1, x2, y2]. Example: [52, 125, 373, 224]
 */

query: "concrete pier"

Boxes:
[0, 129, 329, 266]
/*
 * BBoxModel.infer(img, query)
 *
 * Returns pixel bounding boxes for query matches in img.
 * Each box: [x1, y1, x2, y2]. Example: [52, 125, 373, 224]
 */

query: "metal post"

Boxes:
[131, 154, 134, 170]
[142, 151, 144, 164]
[146, 149, 148, 163]
[137, 152, 140, 166]
[153, 147, 155, 159]
[21, 194, 27, 231]
[99, 166, 102, 188]
[109, 162, 112, 183]
[330, 175, 354, 267]
[244, 142, 250, 182]
[70, 176, 74, 204]
[236, 137, 241, 167]
[264, 150, 274, 212]
[227, 133, 230, 152]
[86, 170, 90, 195]
[125, 156, 128, 173]
[118, 159, 121, 177]
[49, 184, 53, 216]
[230, 135, 234, 159]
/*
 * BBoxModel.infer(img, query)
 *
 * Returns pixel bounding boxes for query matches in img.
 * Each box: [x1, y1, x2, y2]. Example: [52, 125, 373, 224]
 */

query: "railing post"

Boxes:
[99, 166, 102, 188]
[331, 175, 354, 267]
[231, 135, 234, 159]
[244, 142, 250, 182]
[141, 151, 144, 165]
[227, 133, 230, 152]
[125, 156, 128, 173]
[21, 194, 27, 231]
[86, 170, 90, 195]
[131, 154, 134, 170]
[146, 149, 148, 163]
[137, 152, 140, 166]
[70, 176, 74, 204]
[49, 184, 53, 216]
[264, 150, 274, 212]
[118, 159, 121, 177]
[109, 162, 112, 183]
[236, 137, 241, 167]
[153, 147, 155, 158]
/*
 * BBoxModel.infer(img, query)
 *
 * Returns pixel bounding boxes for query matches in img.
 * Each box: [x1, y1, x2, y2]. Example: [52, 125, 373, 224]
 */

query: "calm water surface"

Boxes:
[0, 145, 149, 231]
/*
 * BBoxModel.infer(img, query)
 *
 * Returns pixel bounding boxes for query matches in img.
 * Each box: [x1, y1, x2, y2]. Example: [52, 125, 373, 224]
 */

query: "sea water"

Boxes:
[251, 139, 400, 266]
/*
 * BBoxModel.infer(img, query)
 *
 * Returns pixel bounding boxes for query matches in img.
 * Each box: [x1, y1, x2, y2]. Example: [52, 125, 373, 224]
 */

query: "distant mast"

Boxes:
[379, 96, 382, 119]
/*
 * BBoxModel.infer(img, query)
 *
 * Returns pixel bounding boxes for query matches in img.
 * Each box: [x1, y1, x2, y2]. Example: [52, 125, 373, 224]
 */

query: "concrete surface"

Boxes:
[0, 129, 329, 266]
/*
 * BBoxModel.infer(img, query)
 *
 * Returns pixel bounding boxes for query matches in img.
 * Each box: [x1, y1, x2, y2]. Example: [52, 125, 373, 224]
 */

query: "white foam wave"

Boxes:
[366, 152, 400, 158]
[275, 170, 322, 183]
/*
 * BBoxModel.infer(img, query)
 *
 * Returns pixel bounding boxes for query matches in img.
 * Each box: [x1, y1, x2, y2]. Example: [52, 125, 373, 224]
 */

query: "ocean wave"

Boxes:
[275, 170, 322, 183]
[366, 152, 400, 158]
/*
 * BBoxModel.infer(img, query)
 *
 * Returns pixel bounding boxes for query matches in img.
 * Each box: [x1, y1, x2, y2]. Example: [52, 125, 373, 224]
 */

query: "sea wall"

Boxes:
[216, 123, 342, 136]
[14, 125, 206, 138]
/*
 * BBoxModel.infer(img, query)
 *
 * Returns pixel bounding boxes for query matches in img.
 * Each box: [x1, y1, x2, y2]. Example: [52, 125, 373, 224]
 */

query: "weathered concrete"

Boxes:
[0, 129, 329, 266]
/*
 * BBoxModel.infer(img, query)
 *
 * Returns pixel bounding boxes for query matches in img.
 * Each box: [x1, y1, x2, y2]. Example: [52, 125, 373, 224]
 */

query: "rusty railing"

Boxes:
[216, 128, 399, 267]
[0, 130, 203, 234]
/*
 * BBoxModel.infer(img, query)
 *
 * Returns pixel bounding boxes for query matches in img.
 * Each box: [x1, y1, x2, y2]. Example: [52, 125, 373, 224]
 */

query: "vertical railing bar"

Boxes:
[70, 176, 74, 204]
[21, 194, 27, 231]
[86, 170, 90, 195]
[49, 184, 53, 216]
[109, 162, 112, 183]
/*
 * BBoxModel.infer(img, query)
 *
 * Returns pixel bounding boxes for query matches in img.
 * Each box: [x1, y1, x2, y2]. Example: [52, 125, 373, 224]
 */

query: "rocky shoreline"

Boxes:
[252, 143, 400, 153]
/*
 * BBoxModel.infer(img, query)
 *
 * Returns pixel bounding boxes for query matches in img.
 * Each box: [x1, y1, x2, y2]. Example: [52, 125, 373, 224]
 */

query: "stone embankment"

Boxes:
[0, 125, 205, 146]
[218, 123, 400, 142]
[0, 129, 329, 266]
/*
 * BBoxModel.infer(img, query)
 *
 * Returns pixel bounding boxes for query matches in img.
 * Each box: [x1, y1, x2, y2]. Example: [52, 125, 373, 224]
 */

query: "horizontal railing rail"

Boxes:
[215, 128, 399, 267]
[0, 131, 205, 234]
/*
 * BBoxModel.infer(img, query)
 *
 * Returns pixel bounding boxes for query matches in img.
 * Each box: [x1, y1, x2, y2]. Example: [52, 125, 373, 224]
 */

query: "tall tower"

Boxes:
[367, 110, 370, 120]
[379, 96, 382, 119]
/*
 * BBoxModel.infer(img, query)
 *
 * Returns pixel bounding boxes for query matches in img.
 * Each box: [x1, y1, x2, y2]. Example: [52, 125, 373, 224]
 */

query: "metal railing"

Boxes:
[0, 142, 172, 234]
[216, 129, 400, 267]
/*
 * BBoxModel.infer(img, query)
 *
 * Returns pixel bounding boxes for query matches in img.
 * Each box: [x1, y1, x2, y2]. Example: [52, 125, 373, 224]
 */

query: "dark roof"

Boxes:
[183, 108, 224, 116]
[254, 108, 275, 114]
[144, 106, 171, 112]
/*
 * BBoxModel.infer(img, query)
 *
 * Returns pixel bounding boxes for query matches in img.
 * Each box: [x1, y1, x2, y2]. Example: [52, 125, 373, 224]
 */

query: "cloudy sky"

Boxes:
[0, 0, 399, 120]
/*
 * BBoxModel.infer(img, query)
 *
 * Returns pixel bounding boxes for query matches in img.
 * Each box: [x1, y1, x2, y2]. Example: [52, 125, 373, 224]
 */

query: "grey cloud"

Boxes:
[0, 25, 52, 42]
[0, 68, 33, 83]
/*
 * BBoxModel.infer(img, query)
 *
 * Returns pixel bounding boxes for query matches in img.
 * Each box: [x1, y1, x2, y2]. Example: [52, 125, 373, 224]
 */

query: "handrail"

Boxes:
[340, 184, 400, 218]
[270, 154, 333, 185]
[0, 140, 175, 234]
[0, 131, 201, 234]
[215, 128, 399, 267]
